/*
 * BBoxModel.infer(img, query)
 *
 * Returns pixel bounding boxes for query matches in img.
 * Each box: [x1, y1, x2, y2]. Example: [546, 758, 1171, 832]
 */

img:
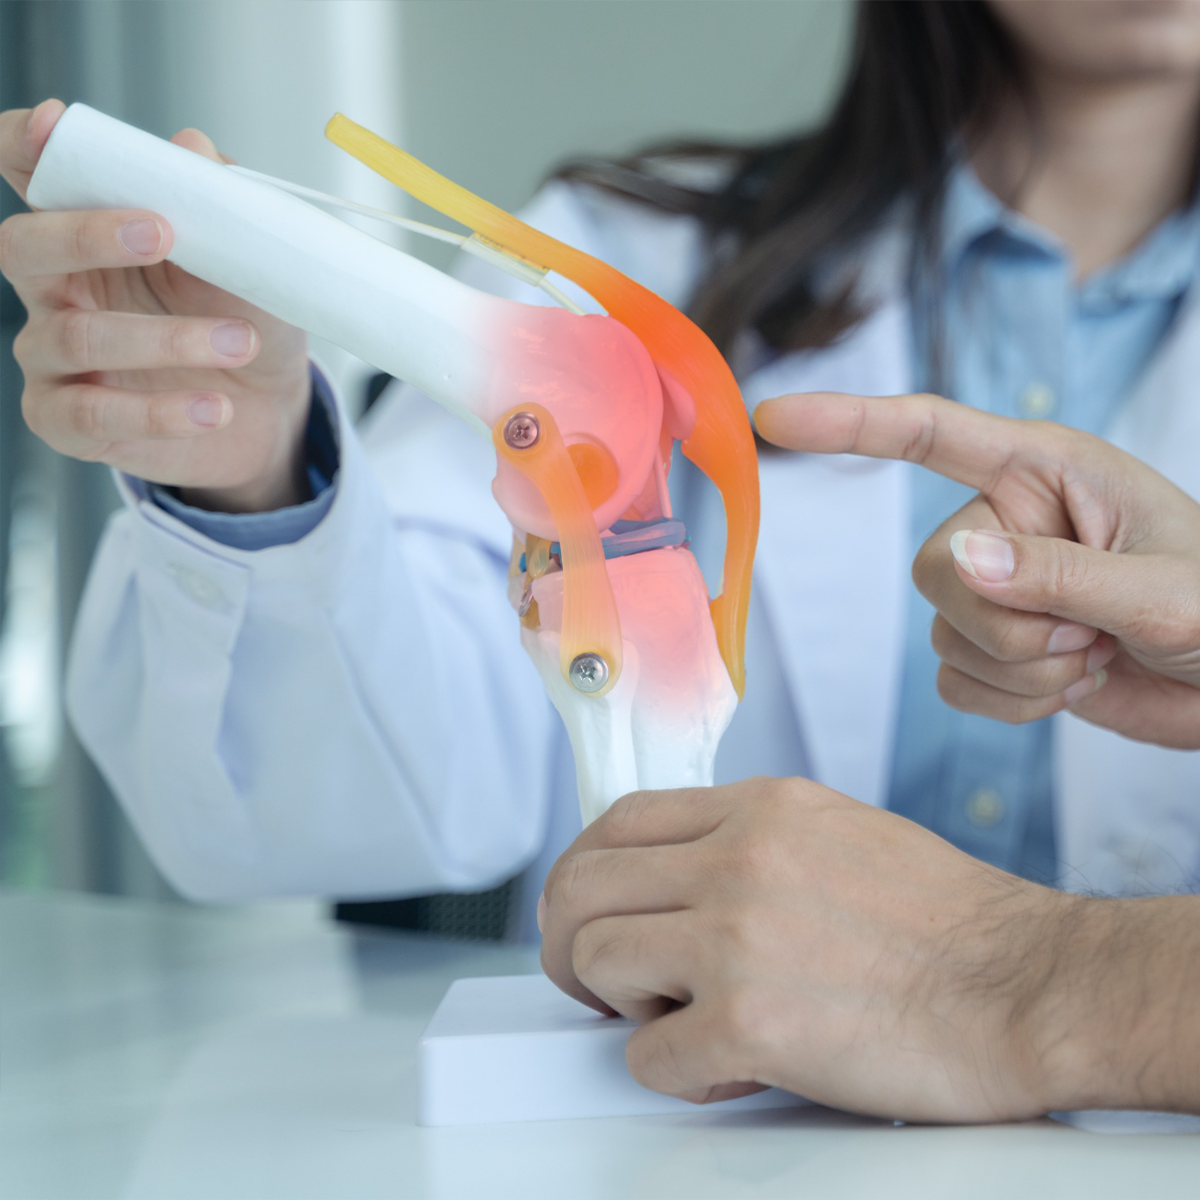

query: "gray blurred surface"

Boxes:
[3, 888, 1198, 1200]
[2, 0, 174, 900]
[396, 0, 852, 268]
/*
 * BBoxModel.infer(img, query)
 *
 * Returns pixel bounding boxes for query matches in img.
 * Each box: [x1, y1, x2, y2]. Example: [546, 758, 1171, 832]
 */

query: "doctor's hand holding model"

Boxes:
[542, 393, 1200, 1122]
[3, 0, 1200, 927]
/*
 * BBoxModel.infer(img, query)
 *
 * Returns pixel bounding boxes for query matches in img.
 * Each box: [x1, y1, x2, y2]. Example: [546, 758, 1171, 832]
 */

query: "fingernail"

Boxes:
[1046, 622, 1096, 655]
[119, 218, 163, 256]
[536, 894, 546, 934]
[1064, 669, 1107, 706]
[186, 395, 229, 428]
[950, 529, 1014, 583]
[210, 322, 254, 358]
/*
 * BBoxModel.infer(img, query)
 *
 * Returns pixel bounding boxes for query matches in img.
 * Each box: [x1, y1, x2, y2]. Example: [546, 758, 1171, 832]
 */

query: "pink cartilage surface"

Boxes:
[324, 114, 762, 822]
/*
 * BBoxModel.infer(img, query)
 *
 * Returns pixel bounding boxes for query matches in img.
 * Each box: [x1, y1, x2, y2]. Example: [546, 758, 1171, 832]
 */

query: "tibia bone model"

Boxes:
[28, 104, 761, 827]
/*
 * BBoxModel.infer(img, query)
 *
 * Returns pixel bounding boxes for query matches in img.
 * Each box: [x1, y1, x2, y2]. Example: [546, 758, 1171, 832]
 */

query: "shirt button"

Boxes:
[166, 563, 228, 611]
[1019, 383, 1056, 418]
[965, 788, 1006, 828]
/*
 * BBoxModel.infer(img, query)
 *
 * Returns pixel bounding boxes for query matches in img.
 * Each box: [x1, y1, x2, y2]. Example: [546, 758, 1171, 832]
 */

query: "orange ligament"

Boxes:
[494, 404, 623, 695]
[327, 114, 758, 697]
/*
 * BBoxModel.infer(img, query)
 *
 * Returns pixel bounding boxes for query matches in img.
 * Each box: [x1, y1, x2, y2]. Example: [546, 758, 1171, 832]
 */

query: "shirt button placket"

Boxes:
[166, 562, 229, 612]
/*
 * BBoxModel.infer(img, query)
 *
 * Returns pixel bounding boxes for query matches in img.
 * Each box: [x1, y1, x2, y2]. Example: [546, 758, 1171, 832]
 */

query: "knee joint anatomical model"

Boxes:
[28, 105, 760, 825]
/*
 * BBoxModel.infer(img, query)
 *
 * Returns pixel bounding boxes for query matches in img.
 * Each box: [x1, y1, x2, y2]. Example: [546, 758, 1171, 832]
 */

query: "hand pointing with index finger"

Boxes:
[755, 392, 1200, 748]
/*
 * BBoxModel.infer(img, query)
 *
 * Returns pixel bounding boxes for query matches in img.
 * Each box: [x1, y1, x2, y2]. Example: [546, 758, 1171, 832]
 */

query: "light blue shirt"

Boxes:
[148, 166, 1200, 886]
[889, 163, 1200, 883]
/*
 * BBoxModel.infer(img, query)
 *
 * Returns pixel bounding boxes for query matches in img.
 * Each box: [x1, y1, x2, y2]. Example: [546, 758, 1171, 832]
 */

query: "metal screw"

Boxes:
[569, 652, 609, 694]
[503, 412, 540, 450]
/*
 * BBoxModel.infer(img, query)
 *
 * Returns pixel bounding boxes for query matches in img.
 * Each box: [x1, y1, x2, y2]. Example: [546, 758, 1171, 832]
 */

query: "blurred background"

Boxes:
[0, 0, 852, 902]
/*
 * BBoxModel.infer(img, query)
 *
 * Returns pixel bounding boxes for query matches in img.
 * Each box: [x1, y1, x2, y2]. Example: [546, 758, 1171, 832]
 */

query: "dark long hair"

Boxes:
[558, 1, 1027, 361]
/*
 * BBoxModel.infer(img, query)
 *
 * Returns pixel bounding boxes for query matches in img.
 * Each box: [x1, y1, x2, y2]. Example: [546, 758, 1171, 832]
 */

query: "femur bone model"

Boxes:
[28, 104, 761, 825]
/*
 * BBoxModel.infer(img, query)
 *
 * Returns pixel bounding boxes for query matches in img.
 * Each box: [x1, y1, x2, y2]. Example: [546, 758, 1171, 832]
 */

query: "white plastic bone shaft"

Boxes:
[26, 104, 530, 434]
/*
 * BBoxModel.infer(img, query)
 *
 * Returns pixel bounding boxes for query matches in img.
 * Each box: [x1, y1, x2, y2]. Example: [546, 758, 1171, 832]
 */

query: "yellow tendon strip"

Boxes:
[493, 404, 623, 696]
[326, 114, 758, 699]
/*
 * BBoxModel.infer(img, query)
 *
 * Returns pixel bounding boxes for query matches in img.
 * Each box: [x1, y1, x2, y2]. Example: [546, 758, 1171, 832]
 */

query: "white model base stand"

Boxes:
[417, 974, 809, 1126]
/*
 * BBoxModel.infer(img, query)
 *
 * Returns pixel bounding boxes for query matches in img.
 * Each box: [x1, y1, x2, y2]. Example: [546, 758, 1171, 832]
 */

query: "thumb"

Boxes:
[0, 98, 67, 201]
[948, 528, 1169, 635]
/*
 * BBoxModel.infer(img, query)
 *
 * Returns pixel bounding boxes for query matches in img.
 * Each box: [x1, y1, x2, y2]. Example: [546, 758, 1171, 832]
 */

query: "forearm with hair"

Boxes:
[1032, 895, 1200, 1114]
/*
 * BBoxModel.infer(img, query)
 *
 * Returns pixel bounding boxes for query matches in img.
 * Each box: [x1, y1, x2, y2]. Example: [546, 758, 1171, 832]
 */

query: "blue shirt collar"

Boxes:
[939, 158, 1200, 305]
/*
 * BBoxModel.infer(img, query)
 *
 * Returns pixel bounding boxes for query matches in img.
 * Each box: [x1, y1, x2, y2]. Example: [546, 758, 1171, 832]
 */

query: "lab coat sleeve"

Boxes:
[63, 180, 707, 901]
[66, 374, 561, 901]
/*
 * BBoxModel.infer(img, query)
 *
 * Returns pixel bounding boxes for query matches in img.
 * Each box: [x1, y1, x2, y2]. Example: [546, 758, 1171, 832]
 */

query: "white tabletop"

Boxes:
[2, 888, 1197, 1200]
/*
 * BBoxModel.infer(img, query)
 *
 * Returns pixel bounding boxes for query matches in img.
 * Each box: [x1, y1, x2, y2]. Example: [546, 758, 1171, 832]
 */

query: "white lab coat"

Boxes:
[66, 180, 1200, 927]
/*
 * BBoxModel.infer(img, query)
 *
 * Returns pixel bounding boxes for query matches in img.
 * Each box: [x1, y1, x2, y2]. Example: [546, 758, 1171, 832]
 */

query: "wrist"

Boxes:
[180, 443, 309, 513]
[1022, 895, 1200, 1114]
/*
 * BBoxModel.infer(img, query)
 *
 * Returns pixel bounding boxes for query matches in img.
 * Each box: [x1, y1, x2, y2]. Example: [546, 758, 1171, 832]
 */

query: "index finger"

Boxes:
[754, 391, 1036, 495]
[542, 787, 725, 907]
[0, 100, 66, 202]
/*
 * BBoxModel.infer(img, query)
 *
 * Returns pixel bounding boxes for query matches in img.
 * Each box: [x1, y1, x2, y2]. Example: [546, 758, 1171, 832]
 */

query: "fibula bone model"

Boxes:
[28, 105, 761, 826]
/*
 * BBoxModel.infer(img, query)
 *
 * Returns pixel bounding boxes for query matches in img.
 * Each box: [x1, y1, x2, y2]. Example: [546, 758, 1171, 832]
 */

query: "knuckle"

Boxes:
[1028, 655, 1078, 698]
[911, 540, 940, 594]
[626, 1026, 680, 1091]
[19, 385, 45, 437]
[1009, 697, 1056, 725]
[936, 664, 972, 711]
[1177, 573, 1200, 643]
[937, 667, 1005, 720]
[929, 615, 954, 658]
[722, 826, 780, 885]
[750, 776, 793, 820]
[1139, 573, 1200, 652]
[1178, 606, 1200, 654]
[11, 321, 33, 367]
[142, 396, 174, 439]
[719, 985, 764, 1045]
[623, 1030, 656, 1088]
[981, 619, 1033, 664]
[570, 922, 619, 984]
[162, 319, 193, 364]
[900, 394, 941, 464]
[1127, 604, 1177, 650]
[994, 689, 1055, 725]
[1155, 614, 1197, 654]
[58, 309, 100, 369]
[711, 904, 762, 967]
[0, 216, 20, 275]
[711, 985, 770, 1071]
[603, 790, 652, 842]
[1045, 541, 1085, 605]
[551, 852, 595, 916]
[69, 217, 98, 269]
[68, 386, 105, 443]
[937, 664, 1053, 723]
